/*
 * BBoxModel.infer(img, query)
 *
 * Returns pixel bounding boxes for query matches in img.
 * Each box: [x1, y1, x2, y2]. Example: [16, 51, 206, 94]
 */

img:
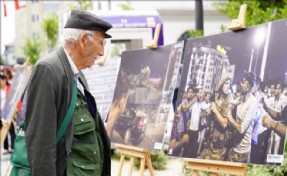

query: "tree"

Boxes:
[118, 0, 133, 10]
[23, 38, 42, 65]
[213, 0, 287, 27]
[70, 0, 93, 11]
[0, 55, 3, 65]
[42, 12, 59, 51]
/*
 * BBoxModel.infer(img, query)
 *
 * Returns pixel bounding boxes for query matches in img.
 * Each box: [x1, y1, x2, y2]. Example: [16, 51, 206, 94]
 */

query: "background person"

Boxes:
[225, 72, 257, 163]
[0, 71, 16, 155]
[199, 73, 234, 161]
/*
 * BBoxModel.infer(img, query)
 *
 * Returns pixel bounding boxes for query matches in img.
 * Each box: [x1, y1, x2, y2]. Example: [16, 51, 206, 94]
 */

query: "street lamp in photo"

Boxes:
[249, 27, 266, 72]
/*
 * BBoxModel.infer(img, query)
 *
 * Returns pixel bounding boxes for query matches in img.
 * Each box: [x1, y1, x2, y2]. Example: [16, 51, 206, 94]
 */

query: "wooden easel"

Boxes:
[228, 4, 247, 31]
[115, 144, 154, 176]
[146, 23, 161, 49]
[0, 115, 16, 145]
[185, 158, 247, 176]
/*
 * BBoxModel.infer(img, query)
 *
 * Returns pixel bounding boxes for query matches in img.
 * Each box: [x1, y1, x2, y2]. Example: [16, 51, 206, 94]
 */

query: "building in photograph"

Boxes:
[186, 47, 234, 93]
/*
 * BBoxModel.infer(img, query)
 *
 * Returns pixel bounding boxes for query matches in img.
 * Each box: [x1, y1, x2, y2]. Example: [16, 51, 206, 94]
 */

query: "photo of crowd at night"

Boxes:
[168, 19, 287, 165]
[106, 42, 184, 150]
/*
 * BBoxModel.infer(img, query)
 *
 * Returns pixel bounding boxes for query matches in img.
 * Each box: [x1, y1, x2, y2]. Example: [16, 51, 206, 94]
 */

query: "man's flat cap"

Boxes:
[65, 10, 112, 38]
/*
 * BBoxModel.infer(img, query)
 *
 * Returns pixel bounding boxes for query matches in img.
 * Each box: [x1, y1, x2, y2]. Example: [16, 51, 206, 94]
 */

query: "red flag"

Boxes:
[3, 0, 7, 17]
[14, 0, 25, 10]
[14, 0, 19, 10]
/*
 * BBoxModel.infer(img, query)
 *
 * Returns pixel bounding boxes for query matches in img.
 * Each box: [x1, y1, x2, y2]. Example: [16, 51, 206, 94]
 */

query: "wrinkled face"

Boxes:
[80, 31, 106, 69]
[222, 79, 231, 94]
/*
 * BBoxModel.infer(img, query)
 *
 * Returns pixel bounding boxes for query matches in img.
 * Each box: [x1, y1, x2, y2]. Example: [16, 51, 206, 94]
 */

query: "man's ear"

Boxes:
[79, 33, 87, 49]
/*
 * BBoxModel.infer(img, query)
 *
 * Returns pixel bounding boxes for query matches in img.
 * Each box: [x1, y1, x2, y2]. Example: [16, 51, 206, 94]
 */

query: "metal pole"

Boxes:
[108, 0, 111, 10]
[195, 0, 204, 31]
[98, 0, 102, 10]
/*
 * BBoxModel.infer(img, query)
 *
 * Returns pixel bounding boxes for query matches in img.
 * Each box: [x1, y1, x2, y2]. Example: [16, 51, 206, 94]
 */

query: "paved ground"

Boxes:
[1, 149, 185, 176]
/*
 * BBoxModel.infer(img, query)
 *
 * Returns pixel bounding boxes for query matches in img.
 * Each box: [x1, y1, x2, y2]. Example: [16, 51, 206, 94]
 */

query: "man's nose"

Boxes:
[99, 47, 104, 56]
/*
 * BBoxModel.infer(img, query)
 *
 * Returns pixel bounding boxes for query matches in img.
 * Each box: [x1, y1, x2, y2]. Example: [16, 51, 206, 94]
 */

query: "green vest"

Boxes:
[67, 91, 104, 176]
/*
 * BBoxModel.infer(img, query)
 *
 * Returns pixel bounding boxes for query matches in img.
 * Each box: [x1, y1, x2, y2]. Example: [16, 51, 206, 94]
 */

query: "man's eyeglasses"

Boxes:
[86, 33, 106, 47]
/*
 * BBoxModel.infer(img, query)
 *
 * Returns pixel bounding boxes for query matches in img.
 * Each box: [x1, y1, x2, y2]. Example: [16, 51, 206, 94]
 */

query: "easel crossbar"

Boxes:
[117, 148, 146, 158]
[185, 159, 247, 176]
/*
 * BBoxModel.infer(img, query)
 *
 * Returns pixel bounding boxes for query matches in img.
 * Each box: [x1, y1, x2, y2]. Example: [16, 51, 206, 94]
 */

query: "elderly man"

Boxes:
[25, 10, 112, 176]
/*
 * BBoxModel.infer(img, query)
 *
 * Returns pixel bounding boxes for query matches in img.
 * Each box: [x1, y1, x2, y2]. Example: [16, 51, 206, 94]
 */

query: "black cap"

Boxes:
[64, 10, 112, 38]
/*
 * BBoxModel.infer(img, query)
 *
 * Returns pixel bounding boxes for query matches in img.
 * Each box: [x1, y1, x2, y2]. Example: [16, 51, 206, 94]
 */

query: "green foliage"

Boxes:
[150, 150, 168, 170]
[111, 150, 131, 161]
[213, 0, 287, 27]
[118, 0, 133, 10]
[177, 30, 204, 42]
[219, 24, 227, 33]
[70, 0, 93, 11]
[0, 55, 3, 65]
[247, 153, 287, 176]
[23, 38, 42, 65]
[134, 150, 168, 170]
[42, 12, 59, 49]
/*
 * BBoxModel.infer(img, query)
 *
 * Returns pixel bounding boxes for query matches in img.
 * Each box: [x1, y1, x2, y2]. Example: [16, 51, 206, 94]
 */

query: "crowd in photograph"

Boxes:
[168, 71, 287, 164]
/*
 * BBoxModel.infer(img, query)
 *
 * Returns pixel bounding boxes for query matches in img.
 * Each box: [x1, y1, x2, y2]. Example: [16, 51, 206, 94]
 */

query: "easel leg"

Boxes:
[0, 121, 11, 145]
[117, 155, 125, 176]
[139, 158, 145, 176]
[128, 157, 135, 176]
[146, 153, 154, 176]
[4, 163, 12, 176]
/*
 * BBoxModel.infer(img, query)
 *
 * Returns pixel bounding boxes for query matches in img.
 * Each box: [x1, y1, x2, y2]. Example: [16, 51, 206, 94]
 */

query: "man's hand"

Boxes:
[262, 115, 273, 128]
[224, 108, 232, 121]
[210, 102, 218, 114]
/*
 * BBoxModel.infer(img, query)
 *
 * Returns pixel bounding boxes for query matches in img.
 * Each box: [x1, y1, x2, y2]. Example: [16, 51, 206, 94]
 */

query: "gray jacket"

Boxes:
[25, 47, 89, 176]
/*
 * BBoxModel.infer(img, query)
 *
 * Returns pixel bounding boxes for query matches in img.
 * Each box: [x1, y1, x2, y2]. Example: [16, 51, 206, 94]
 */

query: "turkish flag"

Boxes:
[3, 0, 7, 17]
[14, 0, 25, 10]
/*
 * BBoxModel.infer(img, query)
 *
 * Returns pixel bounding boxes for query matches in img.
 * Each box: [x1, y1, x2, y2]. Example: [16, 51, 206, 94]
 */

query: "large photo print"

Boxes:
[106, 42, 184, 150]
[168, 19, 287, 165]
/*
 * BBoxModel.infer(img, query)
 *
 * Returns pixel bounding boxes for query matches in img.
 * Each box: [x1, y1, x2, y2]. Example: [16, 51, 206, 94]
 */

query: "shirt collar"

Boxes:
[63, 48, 79, 80]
